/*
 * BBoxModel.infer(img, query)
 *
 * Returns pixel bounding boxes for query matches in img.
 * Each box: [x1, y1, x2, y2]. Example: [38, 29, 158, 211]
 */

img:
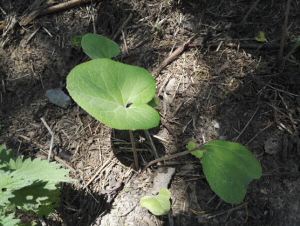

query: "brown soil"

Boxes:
[1, 0, 300, 225]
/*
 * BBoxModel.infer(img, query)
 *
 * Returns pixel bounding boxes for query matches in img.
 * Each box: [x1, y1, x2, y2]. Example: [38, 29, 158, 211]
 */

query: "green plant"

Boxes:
[140, 140, 262, 214]
[188, 140, 261, 203]
[153, 23, 164, 35]
[81, 33, 119, 59]
[254, 31, 266, 42]
[0, 145, 75, 225]
[140, 188, 171, 216]
[70, 33, 85, 48]
[67, 34, 160, 170]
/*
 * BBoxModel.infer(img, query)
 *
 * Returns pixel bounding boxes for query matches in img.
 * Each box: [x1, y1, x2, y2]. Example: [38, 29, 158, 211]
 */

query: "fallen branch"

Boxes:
[20, 0, 92, 26]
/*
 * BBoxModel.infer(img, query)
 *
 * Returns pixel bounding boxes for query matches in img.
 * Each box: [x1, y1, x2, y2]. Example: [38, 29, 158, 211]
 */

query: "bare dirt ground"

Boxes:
[1, 0, 300, 225]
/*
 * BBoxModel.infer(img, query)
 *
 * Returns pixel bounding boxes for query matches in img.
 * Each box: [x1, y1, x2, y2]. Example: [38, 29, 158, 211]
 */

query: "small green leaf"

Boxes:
[0, 146, 75, 208]
[67, 58, 160, 130]
[70, 33, 85, 48]
[140, 188, 171, 216]
[188, 141, 203, 158]
[201, 140, 262, 203]
[254, 31, 266, 42]
[82, 34, 120, 59]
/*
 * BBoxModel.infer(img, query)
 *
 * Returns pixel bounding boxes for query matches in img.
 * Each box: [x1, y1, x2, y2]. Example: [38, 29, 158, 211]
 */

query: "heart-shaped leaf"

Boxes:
[201, 140, 262, 203]
[82, 34, 120, 59]
[188, 141, 203, 158]
[140, 188, 171, 216]
[67, 58, 160, 130]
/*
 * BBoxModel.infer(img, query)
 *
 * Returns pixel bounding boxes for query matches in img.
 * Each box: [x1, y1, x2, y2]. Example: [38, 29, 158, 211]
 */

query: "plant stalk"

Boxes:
[142, 146, 203, 172]
[278, 0, 291, 64]
[129, 130, 139, 170]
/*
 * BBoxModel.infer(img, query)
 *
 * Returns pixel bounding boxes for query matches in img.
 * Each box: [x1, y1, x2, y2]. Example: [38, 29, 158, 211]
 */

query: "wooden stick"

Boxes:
[20, 0, 92, 26]
[41, 0, 92, 16]
[152, 43, 187, 79]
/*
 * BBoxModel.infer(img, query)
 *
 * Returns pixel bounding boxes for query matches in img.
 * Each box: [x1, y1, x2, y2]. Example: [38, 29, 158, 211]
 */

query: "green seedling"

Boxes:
[153, 23, 164, 35]
[81, 33, 120, 59]
[70, 33, 85, 48]
[254, 31, 266, 42]
[142, 140, 262, 205]
[188, 140, 261, 203]
[140, 188, 171, 216]
[0, 145, 75, 225]
[67, 34, 160, 170]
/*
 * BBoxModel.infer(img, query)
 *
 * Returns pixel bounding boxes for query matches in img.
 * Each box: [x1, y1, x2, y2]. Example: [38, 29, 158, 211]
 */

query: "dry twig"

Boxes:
[152, 43, 188, 79]
[20, 0, 92, 26]
[83, 154, 115, 189]
[40, 117, 54, 160]
[233, 105, 260, 142]
[112, 12, 133, 41]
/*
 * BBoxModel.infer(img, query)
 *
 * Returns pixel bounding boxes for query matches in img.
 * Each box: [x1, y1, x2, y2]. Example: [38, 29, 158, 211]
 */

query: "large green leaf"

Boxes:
[0, 146, 74, 218]
[140, 188, 171, 216]
[82, 34, 120, 59]
[10, 182, 61, 219]
[200, 140, 262, 203]
[67, 58, 160, 130]
[0, 145, 13, 169]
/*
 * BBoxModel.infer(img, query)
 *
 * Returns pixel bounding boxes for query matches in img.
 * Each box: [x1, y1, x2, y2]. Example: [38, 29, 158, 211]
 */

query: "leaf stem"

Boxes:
[129, 130, 139, 170]
[142, 146, 203, 172]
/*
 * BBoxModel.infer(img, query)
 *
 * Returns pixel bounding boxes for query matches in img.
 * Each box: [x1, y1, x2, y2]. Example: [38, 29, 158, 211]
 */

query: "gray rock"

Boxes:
[264, 137, 279, 155]
[45, 88, 71, 109]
